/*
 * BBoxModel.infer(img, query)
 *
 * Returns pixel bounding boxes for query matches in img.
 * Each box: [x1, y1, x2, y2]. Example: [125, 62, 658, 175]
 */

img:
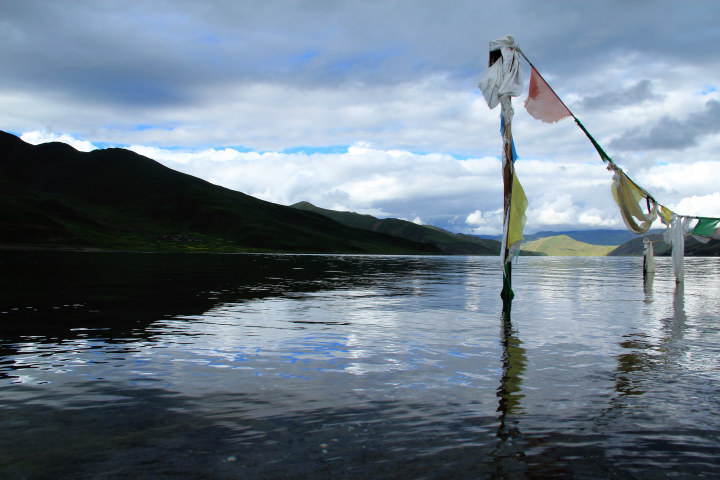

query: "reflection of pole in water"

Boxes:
[643, 271, 654, 300]
[497, 310, 526, 422]
[492, 308, 527, 475]
[611, 281, 687, 402]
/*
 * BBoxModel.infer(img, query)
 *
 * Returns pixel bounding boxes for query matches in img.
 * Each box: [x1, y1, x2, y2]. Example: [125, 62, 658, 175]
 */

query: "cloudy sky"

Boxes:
[2, 0, 720, 235]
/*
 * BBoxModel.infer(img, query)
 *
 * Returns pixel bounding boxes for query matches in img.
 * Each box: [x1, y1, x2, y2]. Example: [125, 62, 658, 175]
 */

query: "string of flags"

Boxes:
[479, 36, 719, 284]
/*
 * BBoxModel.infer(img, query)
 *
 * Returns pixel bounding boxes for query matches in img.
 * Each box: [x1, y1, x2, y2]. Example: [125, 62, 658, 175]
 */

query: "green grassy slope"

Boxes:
[478, 229, 666, 246]
[291, 201, 500, 255]
[0, 131, 439, 254]
[521, 235, 615, 256]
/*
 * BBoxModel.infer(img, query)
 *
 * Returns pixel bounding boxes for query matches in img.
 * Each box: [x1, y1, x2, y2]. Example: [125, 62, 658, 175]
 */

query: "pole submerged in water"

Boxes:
[500, 108, 515, 306]
[478, 36, 523, 307]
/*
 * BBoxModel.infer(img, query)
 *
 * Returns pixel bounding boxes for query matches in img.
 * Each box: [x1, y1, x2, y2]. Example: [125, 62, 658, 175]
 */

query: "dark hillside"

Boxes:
[292, 201, 500, 255]
[608, 233, 720, 256]
[0, 131, 439, 254]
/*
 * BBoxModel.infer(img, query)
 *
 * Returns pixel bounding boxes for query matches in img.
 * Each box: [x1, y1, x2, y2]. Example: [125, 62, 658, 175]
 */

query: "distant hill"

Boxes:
[521, 235, 615, 256]
[609, 233, 720, 256]
[477, 229, 663, 246]
[0, 131, 439, 254]
[291, 201, 500, 255]
[607, 234, 666, 256]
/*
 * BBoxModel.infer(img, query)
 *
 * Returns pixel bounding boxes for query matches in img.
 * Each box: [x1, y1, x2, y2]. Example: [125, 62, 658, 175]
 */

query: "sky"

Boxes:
[2, 0, 720, 235]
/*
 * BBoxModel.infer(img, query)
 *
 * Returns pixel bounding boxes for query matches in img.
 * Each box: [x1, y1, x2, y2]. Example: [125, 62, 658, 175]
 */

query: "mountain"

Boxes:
[521, 235, 616, 256]
[291, 201, 500, 255]
[608, 233, 720, 256]
[476, 229, 663, 246]
[607, 234, 665, 256]
[0, 131, 439, 254]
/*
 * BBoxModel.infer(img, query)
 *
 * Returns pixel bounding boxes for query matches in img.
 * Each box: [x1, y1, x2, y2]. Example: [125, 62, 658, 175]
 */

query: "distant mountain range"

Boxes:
[607, 233, 720, 257]
[480, 228, 719, 256]
[476, 229, 663, 246]
[291, 201, 499, 255]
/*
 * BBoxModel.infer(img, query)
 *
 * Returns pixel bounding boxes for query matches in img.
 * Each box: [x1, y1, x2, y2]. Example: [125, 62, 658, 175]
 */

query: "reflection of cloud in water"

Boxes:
[607, 256, 720, 437]
[109, 280, 504, 403]
[3, 253, 720, 478]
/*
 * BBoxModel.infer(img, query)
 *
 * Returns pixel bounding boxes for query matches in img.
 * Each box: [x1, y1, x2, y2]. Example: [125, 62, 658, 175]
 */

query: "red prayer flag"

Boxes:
[524, 66, 572, 124]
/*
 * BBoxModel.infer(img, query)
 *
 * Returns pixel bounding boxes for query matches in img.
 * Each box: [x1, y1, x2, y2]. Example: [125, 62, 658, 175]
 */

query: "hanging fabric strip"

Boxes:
[611, 170, 658, 234]
[506, 172, 528, 264]
[643, 237, 656, 274]
[691, 217, 720, 236]
[660, 205, 674, 225]
[663, 215, 693, 283]
[478, 36, 523, 109]
[691, 217, 720, 243]
[524, 66, 572, 124]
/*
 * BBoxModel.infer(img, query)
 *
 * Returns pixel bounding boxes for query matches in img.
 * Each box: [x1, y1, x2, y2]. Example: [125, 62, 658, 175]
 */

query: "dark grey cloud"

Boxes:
[3, 0, 719, 109]
[610, 99, 720, 150]
[579, 79, 660, 111]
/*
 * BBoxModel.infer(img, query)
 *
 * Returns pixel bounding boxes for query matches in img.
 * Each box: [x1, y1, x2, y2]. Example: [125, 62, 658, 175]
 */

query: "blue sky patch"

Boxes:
[281, 145, 349, 155]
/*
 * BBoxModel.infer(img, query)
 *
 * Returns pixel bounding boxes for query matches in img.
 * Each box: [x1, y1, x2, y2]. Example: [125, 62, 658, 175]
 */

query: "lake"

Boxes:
[1, 251, 718, 479]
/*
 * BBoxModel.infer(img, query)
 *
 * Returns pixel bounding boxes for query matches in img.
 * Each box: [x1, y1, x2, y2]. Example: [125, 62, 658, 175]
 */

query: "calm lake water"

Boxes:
[1, 251, 718, 479]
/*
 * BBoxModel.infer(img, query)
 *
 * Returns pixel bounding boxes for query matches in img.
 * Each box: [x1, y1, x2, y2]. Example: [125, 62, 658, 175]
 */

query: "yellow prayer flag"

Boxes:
[660, 205, 674, 224]
[507, 172, 528, 248]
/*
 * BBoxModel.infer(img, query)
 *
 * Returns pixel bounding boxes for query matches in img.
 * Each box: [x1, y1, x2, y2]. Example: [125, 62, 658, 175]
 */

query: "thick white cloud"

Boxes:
[20, 131, 97, 152]
[17, 127, 719, 235]
[673, 193, 720, 218]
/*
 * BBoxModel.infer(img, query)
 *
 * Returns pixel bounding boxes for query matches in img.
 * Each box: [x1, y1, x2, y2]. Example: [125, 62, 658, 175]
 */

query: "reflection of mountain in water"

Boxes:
[0, 251, 437, 342]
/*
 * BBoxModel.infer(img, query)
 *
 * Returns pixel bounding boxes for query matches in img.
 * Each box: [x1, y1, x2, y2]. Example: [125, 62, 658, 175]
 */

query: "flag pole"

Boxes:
[479, 36, 524, 310]
[501, 110, 514, 307]
[490, 47, 515, 308]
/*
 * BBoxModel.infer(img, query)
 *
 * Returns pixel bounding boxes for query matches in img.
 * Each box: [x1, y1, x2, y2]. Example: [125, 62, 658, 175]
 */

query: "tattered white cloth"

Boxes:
[643, 237, 656, 274]
[477, 35, 523, 110]
[663, 214, 693, 283]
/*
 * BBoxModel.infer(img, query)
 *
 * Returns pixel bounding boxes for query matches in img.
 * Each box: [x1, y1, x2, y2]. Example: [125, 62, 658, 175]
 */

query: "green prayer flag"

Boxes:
[691, 217, 720, 236]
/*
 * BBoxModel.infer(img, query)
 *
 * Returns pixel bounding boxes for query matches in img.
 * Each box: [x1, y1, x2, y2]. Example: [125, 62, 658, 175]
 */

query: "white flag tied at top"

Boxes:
[477, 35, 523, 110]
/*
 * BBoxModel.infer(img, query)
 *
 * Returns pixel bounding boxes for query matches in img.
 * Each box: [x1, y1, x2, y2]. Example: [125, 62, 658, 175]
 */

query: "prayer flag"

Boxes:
[660, 205, 674, 224]
[507, 172, 528, 253]
[525, 66, 572, 124]
[691, 217, 720, 236]
[478, 36, 523, 109]
[610, 170, 657, 234]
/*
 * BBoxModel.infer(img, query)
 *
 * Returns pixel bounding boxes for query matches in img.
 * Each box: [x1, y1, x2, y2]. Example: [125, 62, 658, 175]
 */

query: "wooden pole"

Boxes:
[492, 46, 514, 306]
[485, 41, 517, 308]
[500, 113, 514, 306]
